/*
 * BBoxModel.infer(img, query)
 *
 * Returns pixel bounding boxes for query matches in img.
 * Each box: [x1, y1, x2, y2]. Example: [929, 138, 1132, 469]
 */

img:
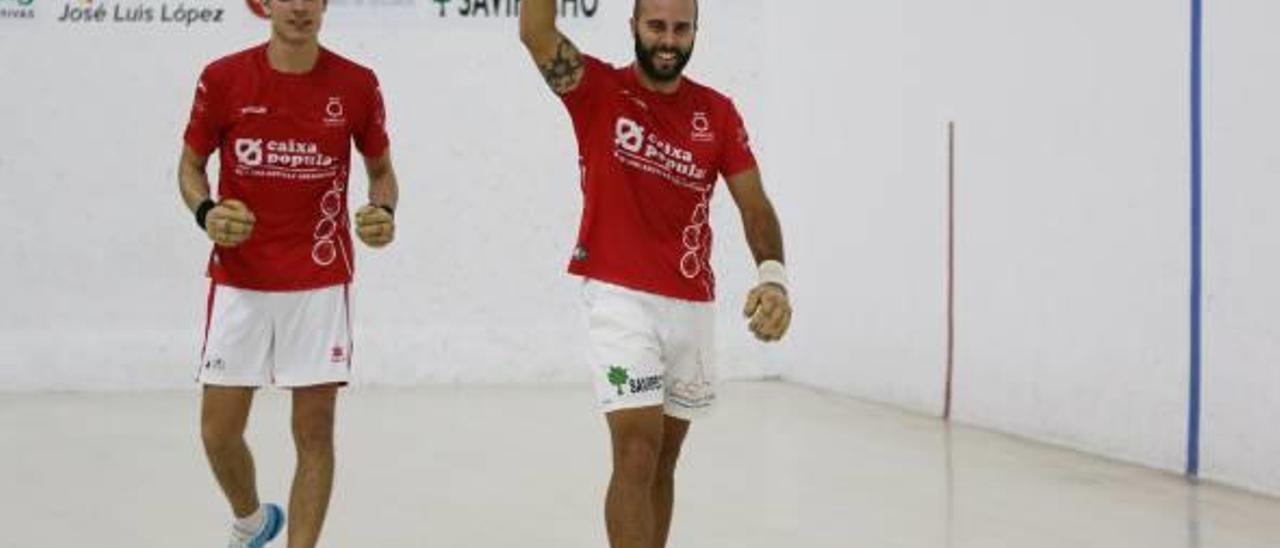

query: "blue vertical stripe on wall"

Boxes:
[1187, 0, 1204, 478]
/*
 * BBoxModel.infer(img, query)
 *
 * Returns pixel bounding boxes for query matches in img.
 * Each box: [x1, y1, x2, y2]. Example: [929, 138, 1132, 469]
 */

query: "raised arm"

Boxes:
[519, 0, 586, 95]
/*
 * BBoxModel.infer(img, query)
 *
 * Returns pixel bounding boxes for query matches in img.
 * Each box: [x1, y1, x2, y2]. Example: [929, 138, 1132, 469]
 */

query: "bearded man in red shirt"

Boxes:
[520, 1, 794, 546]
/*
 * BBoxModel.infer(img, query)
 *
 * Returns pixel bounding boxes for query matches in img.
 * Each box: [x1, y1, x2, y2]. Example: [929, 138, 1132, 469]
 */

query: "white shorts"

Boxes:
[582, 279, 717, 420]
[198, 283, 352, 388]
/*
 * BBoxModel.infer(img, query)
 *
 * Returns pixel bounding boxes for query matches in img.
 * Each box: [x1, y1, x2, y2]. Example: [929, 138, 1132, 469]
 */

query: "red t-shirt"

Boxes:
[561, 55, 757, 302]
[184, 44, 389, 291]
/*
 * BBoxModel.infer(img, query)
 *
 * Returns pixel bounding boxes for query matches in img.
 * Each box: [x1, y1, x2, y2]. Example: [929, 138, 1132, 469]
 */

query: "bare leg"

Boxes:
[652, 415, 690, 548]
[605, 406, 665, 548]
[287, 384, 339, 548]
[201, 386, 259, 518]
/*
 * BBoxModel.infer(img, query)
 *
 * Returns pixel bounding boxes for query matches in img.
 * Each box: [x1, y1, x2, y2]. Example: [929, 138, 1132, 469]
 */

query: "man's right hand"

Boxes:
[205, 199, 256, 247]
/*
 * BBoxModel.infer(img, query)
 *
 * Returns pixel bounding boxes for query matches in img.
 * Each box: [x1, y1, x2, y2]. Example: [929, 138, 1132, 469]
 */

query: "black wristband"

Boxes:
[376, 204, 395, 217]
[195, 198, 216, 230]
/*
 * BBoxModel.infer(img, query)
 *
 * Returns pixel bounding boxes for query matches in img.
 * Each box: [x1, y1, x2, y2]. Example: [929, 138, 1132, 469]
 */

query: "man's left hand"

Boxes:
[743, 283, 792, 342]
[355, 204, 395, 248]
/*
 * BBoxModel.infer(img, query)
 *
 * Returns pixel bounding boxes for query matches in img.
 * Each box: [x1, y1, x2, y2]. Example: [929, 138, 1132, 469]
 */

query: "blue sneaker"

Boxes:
[227, 503, 285, 548]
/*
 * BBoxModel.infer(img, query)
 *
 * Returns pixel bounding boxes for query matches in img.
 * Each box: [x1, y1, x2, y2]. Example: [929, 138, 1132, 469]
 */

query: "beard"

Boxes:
[633, 31, 694, 83]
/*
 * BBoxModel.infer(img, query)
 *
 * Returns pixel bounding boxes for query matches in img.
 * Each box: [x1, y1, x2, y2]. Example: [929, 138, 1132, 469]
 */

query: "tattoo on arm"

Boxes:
[538, 37, 584, 94]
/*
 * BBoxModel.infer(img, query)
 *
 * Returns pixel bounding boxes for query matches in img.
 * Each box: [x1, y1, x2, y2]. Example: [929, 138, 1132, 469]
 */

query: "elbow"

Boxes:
[519, 18, 553, 49]
[518, 17, 534, 43]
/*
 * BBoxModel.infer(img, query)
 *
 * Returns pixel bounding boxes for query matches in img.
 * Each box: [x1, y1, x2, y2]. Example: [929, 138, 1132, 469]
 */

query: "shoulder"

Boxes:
[558, 54, 622, 102]
[582, 54, 615, 72]
[196, 45, 262, 98]
[581, 54, 624, 85]
[322, 48, 379, 86]
[684, 77, 736, 110]
[686, 78, 750, 127]
[202, 44, 261, 80]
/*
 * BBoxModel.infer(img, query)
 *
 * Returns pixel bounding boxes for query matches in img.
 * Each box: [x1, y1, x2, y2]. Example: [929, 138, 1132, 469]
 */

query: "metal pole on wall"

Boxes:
[944, 121, 956, 421]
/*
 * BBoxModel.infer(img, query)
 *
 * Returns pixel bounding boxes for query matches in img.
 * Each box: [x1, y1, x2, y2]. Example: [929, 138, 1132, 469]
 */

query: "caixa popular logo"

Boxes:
[235, 138, 265, 167]
[615, 117, 645, 154]
[234, 138, 336, 171]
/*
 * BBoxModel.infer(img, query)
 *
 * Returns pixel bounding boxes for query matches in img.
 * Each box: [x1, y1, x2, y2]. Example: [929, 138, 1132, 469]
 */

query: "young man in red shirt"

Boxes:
[177, 0, 398, 545]
[520, 0, 793, 546]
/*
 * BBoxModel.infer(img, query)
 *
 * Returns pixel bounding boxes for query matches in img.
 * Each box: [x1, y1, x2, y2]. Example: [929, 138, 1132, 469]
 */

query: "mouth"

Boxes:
[655, 51, 679, 64]
[287, 19, 312, 31]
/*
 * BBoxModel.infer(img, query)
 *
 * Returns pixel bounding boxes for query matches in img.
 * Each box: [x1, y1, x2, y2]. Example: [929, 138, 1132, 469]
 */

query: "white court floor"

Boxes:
[1, 381, 1278, 547]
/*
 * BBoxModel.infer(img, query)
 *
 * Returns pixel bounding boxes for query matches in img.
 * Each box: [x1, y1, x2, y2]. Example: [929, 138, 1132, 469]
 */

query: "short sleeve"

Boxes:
[719, 100, 758, 179]
[354, 70, 390, 158]
[182, 65, 226, 156]
[559, 55, 613, 126]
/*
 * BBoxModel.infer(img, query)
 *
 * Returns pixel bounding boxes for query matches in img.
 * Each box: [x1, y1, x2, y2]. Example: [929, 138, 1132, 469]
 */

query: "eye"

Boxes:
[647, 21, 665, 32]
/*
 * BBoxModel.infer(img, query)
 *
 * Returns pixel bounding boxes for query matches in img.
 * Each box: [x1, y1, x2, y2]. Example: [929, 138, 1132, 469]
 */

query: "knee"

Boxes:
[655, 444, 682, 482]
[292, 410, 334, 458]
[201, 416, 245, 456]
[613, 433, 662, 485]
[200, 422, 240, 455]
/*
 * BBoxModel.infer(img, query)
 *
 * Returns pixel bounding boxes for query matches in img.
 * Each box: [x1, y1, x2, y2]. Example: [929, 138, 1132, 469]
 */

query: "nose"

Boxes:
[656, 31, 678, 50]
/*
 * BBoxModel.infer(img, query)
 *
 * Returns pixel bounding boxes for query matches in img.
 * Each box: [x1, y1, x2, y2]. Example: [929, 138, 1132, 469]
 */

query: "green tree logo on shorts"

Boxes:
[607, 366, 630, 396]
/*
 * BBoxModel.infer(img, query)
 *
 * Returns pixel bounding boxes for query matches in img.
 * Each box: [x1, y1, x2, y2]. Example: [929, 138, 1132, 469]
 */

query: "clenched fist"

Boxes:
[355, 204, 395, 248]
[743, 283, 792, 342]
[205, 199, 256, 248]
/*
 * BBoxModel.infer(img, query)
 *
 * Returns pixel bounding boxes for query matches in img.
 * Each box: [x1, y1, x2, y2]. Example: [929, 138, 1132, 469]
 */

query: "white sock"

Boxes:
[232, 506, 266, 539]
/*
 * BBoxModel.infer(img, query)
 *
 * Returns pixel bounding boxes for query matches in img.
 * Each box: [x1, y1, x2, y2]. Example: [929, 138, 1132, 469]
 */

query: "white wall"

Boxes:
[0, 0, 778, 390]
[937, 0, 1190, 472]
[766, 0, 949, 416]
[1203, 0, 1280, 496]
[774, 0, 1280, 498]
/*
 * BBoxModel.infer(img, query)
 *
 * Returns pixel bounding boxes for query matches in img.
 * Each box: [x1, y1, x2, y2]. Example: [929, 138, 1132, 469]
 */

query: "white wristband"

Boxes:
[757, 260, 788, 290]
